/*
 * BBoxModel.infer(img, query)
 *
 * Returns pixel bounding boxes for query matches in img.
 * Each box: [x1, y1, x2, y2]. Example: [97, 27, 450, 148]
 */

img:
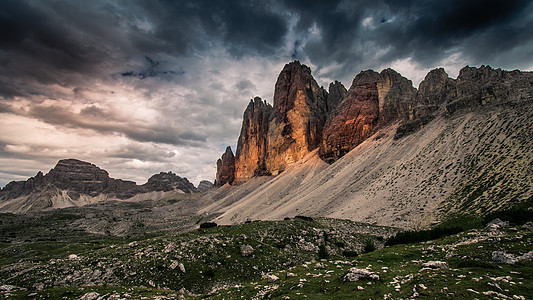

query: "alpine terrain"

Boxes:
[1, 61, 532, 299]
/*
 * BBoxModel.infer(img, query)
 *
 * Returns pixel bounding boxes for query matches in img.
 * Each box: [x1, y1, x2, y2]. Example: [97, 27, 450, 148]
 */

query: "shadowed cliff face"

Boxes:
[217, 61, 533, 184]
[215, 146, 235, 186]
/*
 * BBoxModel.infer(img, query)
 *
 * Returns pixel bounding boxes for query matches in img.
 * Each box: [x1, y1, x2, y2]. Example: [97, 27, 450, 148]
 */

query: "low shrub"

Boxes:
[295, 215, 314, 221]
[483, 207, 533, 226]
[385, 226, 463, 246]
[199, 222, 217, 229]
[342, 250, 358, 257]
[363, 239, 376, 253]
[318, 244, 329, 259]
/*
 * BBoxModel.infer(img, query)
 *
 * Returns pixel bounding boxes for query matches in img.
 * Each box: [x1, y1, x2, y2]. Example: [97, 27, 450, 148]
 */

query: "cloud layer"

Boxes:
[1, 0, 532, 186]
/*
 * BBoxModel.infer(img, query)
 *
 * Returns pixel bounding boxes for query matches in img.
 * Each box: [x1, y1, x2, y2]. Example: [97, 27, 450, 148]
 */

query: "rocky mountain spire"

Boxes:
[265, 61, 329, 175]
[234, 97, 272, 183]
[319, 70, 381, 163]
[215, 146, 235, 186]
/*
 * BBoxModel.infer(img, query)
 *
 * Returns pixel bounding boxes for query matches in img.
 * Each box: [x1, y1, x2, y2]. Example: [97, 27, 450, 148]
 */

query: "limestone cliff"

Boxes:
[319, 70, 381, 163]
[220, 63, 533, 183]
[234, 97, 272, 183]
[215, 146, 235, 186]
[265, 61, 329, 175]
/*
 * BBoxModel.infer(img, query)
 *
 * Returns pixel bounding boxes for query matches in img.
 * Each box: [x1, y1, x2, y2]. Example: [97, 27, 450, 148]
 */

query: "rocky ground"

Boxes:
[0, 191, 220, 243]
[0, 217, 531, 299]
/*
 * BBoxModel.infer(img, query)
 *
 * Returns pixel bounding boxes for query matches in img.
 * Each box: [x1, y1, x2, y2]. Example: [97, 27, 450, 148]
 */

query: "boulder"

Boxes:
[240, 244, 254, 257]
[343, 267, 380, 282]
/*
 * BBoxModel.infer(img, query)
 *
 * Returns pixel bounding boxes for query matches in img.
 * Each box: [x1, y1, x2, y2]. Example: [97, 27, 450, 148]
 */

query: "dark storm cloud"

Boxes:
[281, 0, 533, 80]
[1, 0, 531, 94]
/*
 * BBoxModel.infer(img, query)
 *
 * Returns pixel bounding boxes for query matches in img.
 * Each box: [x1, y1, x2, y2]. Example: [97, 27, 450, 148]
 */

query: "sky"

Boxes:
[1, 0, 532, 187]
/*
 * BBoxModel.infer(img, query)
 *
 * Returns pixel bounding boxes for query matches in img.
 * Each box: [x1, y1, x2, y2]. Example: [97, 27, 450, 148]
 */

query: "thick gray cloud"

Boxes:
[0, 0, 531, 187]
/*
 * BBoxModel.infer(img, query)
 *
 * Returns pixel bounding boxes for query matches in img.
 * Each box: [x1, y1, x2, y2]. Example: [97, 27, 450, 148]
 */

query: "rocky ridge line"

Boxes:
[216, 62, 533, 183]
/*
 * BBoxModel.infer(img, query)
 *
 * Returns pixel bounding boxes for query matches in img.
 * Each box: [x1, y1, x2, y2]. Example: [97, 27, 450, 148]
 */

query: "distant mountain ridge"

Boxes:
[0, 158, 210, 213]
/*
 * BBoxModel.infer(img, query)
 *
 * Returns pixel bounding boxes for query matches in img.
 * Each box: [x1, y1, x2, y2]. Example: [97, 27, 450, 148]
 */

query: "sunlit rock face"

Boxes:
[319, 70, 381, 163]
[234, 97, 272, 183]
[215, 146, 235, 186]
[319, 69, 418, 163]
[221, 62, 533, 183]
[265, 61, 329, 175]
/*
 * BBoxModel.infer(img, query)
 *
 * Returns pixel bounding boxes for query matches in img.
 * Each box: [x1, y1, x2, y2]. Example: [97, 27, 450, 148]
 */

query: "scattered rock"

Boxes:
[343, 268, 380, 282]
[240, 244, 254, 257]
[0, 285, 23, 292]
[421, 261, 449, 269]
[315, 262, 325, 269]
[486, 218, 510, 231]
[78, 292, 100, 300]
[492, 251, 518, 265]
[178, 262, 186, 273]
[518, 250, 533, 262]
[521, 221, 533, 231]
[169, 260, 179, 270]
[263, 274, 279, 283]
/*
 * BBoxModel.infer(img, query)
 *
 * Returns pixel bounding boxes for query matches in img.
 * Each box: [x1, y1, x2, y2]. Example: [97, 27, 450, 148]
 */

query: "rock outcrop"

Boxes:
[446, 65, 533, 114]
[142, 171, 198, 193]
[215, 146, 235, 186]
[319, 70, 381, 163]
[376, 68, 417, 125]
[326, 80, 347, 112]
[234, 97, 272, 183]
[219, 62, 533, 183]
[319, 69, 417, 162]
[265, 61, 330, 175]
[197, 180, 214, 192]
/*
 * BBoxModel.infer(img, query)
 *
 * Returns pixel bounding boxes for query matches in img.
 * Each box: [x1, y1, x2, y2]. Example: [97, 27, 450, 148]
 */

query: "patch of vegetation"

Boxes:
[295, 215, 314, 221]
[342, 250, 358, 257]
[318, 244, 329, 259]
[385, 226, 463, 246]
[199, 222, 218, 228]
[363, 239, 376, 253]
[483, 206, 533, 226]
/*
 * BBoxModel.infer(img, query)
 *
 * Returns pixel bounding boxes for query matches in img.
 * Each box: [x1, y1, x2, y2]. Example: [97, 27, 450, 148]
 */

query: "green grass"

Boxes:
[1, 218, 532, 299]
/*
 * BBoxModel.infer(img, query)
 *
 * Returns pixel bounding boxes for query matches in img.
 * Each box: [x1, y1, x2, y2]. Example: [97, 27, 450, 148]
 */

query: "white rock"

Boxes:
[240, 244, 254, 257]
[517, 250, 533, 262]
[343, 268, 380, 282]
[178, 262, 186, 273]
[265, 274, 279, 283]
[421, 261, 448, 269]
[78, 292, 100, 300]
[492, 251, 518, 264]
